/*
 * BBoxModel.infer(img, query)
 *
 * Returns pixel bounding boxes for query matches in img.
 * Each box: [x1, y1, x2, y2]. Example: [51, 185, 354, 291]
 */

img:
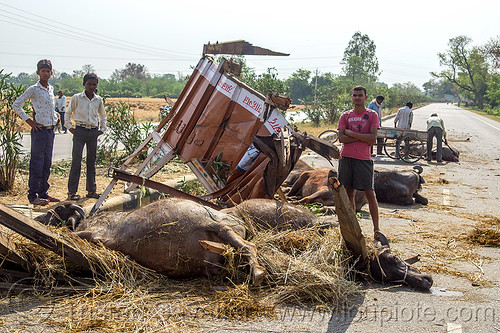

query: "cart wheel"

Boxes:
[318, 129, 338, 143]
[397, 135, 426, 163]
[383, 138, 399, 159]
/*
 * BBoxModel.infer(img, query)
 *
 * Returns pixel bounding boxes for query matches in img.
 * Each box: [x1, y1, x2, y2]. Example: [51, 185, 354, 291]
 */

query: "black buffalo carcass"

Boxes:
[372, 166, 428, 206]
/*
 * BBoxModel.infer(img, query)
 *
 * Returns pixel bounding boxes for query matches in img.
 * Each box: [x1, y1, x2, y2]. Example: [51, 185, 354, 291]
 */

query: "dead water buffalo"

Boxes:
[372, 166, 428, 206]
[369, 232, 433, 290]
[284, 166, 370, 211]
[431, 146, 459, 162]
[36, 199, 432, 290]
[284, 161, 427, 209]
[222, 198, 336, 231]
[282, 159, 314, 187]
[36, 199, 265, 285]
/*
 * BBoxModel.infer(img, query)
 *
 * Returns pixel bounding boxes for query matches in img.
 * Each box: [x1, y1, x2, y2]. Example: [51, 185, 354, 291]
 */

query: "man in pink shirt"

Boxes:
[337, 86, 380, 236]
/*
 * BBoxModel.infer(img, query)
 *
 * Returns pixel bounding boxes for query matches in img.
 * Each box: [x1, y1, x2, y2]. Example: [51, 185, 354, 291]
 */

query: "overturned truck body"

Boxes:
[91, 55, 339, 214]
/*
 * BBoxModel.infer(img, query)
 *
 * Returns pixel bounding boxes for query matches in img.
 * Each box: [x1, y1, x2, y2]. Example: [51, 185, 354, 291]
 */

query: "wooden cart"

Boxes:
[378, 127, 427, 163]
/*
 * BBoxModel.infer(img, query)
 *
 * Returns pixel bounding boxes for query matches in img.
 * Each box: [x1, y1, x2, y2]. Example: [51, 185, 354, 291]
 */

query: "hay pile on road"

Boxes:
[0, 222, 359, 330]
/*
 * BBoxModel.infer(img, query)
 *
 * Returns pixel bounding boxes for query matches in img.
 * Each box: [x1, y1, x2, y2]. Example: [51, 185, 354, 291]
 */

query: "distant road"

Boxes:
[21, 131, 73, 162]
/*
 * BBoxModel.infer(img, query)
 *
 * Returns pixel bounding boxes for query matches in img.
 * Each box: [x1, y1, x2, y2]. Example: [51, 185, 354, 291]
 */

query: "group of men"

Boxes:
[13, 60, 448, 239]
[13, 59, 107, 206]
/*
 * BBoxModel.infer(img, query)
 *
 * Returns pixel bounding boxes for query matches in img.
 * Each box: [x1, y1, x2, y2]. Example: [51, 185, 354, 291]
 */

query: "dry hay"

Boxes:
[0, 221, 359, 329]
[252, 227, 359, 308]
[208, 284, 275, 319]
[465, 228, 500, 247]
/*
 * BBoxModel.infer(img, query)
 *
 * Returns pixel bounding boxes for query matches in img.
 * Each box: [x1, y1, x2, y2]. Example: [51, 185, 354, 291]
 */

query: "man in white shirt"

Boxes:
[394, 102, 414, 130]
[12, 59, 61, 206]
[54, 90, 67, 133]
[65, 73, 107, 200]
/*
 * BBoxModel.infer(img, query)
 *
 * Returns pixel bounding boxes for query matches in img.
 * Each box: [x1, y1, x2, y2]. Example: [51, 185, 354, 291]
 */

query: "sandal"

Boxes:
[42, 195, 61, 203]
[30, 198, 49, 206]
[68, 193, 81, 201]
[86, 192, 101, 199]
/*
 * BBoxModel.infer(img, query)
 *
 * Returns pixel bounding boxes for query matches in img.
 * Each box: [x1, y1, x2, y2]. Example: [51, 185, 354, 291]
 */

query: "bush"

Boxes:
[0, 70, 26, 191]
[97, 101, 155, 166]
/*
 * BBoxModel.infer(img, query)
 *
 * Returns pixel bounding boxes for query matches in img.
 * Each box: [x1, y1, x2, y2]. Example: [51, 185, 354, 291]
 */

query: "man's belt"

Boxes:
[43, 125, 54, 130]
[76, 124, 98, 129]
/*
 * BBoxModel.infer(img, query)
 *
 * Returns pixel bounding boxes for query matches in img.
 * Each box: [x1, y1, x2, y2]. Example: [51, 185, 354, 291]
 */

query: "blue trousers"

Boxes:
[28, 128, 55, 202]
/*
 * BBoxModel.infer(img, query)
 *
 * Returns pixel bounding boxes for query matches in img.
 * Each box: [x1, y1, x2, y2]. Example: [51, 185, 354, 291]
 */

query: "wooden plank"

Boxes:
[328, 177, 368, 263]
[0, 232, 32, 272]
[0, 204, 91, 270]
[112, 169, 222, 211]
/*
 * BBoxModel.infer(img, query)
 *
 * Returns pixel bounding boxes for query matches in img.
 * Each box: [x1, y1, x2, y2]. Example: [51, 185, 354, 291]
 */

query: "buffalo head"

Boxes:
[35, 202, 86, 230]
[369, 232, 433, 291]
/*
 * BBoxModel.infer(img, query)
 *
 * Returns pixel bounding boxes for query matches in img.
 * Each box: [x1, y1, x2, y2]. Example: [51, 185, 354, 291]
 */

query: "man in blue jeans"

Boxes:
[12, 59, 61, 206]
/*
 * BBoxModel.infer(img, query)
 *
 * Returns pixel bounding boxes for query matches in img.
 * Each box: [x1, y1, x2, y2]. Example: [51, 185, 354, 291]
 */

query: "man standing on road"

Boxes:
[12, 59, 61, 206]
[54, 90, 67, 133]
[426, 113, 447, 163]
[394, 102, 414, 129]
[338, 86, 380, 237]
[367, 95, 384, 156]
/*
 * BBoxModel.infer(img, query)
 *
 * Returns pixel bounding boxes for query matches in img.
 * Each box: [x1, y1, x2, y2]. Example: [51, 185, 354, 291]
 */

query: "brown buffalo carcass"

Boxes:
[36, 199, 432, 290]
[283, 166, 367, 211]
[222, 198, 336, 231]
[36, 199, 265, 285]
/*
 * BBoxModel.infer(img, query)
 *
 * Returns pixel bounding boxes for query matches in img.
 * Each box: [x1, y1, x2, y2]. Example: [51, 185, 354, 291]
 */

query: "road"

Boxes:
[21, 131, 73, 162]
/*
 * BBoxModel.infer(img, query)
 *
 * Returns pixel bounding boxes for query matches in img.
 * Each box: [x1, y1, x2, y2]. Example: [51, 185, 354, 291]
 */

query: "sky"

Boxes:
[0, 0, 498, 89]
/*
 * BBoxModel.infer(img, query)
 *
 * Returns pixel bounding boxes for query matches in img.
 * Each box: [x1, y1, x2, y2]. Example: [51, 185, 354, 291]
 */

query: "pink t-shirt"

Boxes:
[337, 108, 380, 160]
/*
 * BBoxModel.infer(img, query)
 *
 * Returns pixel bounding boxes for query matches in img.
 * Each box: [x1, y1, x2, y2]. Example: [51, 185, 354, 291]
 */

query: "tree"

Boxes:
[433, 36, 489, 108]
[341, 32, 380, 84]
[286, 69, 312, 103]
[111, 63, 149, 81]
[73, 64, 96, 77]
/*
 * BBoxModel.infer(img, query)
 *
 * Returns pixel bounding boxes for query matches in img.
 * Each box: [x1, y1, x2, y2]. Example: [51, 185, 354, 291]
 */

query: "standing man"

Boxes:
[338, 86, 380, 236]
[394, 102, 414, 129]
[54, 90, 67, 133]
[65, 73, 107, 200]
[426, 113, 447, 163]
[12, 59, 61, 206]
[367, 95, 384, 156]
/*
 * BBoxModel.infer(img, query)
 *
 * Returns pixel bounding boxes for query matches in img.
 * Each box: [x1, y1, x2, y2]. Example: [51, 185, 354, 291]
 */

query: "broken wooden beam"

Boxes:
[203, 40, 289, 56]
[329, 177, 368, 263]
[0, 204, 91, 270]
[0, 232, 33, 272]
[111, 168, 222, 211]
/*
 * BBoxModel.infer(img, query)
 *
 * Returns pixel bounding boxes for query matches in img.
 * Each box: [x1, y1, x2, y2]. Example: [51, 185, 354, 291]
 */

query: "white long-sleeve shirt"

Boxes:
[65, 91, 107, 132]
[54, 95, 67, 112]
[13, 81, 57, 126]
[394, 106, 413, 129]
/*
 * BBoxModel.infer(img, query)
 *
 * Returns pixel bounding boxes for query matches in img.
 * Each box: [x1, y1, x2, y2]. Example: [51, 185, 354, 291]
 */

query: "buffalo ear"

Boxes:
[376, 231, 390, 248]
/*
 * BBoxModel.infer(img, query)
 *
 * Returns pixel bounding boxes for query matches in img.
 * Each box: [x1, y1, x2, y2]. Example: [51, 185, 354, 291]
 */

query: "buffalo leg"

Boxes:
[210, 224, 265, 286]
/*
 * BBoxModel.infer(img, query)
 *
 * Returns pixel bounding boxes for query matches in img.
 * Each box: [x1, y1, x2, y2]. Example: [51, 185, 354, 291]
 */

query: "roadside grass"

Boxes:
[465, 107, 500, 123]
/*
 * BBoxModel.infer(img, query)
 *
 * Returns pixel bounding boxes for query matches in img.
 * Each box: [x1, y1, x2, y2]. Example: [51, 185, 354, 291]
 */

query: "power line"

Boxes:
[0, 3, 198, 58]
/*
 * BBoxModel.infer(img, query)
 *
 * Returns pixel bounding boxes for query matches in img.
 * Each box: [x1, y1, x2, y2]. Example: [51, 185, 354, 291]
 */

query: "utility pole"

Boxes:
[314, 68, 318, 108]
